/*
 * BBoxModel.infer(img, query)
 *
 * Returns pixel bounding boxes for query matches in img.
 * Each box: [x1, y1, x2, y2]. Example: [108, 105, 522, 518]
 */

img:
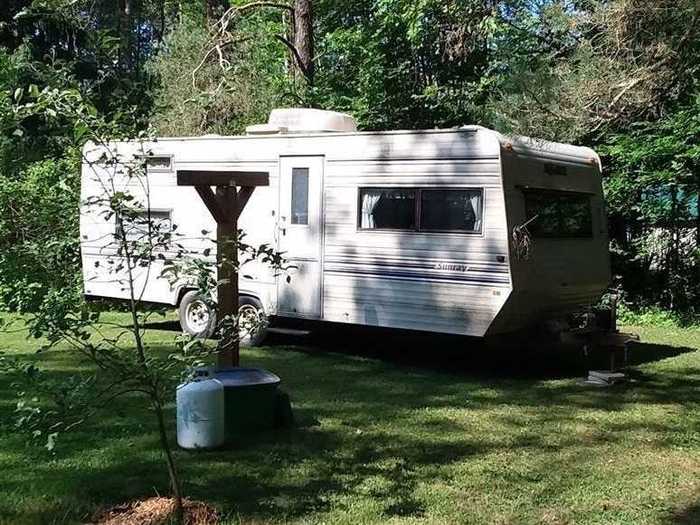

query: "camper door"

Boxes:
[277, 156, 324, 317]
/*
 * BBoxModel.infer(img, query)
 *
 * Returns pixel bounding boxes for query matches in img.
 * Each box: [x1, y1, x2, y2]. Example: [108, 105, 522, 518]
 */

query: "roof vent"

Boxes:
[246, 108, 357, 135]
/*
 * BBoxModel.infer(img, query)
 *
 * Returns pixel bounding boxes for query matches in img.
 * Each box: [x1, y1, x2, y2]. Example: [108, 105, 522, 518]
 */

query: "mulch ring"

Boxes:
[89, 497, 219, 525]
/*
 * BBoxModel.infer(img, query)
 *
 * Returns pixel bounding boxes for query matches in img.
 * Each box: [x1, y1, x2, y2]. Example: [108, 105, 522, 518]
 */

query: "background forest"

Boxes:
[0, 0, 698, 320]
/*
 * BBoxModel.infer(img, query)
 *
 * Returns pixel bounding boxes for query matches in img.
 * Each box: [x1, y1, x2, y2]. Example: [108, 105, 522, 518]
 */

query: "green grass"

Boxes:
[1, 314, 699, 524]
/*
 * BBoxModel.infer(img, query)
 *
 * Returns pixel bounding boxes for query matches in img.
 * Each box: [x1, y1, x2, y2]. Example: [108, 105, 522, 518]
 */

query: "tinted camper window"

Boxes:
[420, 189, 483, 232]
[359, 188, 416, 229]
[524, 191, 592, 237]
[359, 188, 483, 233]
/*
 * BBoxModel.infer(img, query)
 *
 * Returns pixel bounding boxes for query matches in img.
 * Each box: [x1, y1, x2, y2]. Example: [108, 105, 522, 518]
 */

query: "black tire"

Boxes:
[177, 291, 267, 346]
[178, 291, 216, 338]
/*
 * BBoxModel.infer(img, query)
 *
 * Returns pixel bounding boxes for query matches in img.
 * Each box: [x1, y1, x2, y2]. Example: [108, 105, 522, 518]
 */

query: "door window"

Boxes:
[291, 168, 309, 224]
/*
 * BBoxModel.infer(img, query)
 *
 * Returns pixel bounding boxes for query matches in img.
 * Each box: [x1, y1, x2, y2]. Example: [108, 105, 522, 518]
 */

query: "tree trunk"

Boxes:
[695, 184, 700, 249]
[120, 224, 184, 524]
[293, 0, 314, 85]
[153, 392, 184, 524]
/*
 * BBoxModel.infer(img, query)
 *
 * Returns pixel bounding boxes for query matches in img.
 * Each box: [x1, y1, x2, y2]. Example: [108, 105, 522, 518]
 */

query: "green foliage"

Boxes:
[149, 13, 287, 135]
[601, 95, 700, 313]
[312, 0, 493, 129]
[0, 3, 154, 312]
[151, 1, 495, 133]
[0, 156, 81, 312]
[0, 0, 698, 319]
[485, 0, 699, 143]
[0, 48, 29, 174]
[616, 303, 699, 329]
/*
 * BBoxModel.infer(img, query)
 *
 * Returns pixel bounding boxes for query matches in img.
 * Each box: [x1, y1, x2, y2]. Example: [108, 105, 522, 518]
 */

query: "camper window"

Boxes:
[115, 209, 172, 243]
[524, 191, 592, 237]
[291, 168, 309, 224]
[420, 189, 482, 232]
[359, 188, 416, 229]
[137, 155, 172, 172]
[358, 187, 482, 233]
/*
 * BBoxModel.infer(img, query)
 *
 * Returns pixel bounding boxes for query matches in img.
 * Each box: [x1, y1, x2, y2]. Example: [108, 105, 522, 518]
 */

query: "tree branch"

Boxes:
[226, 1, 293, 15]
[274, 34, 311, 80]
[218, 2, 293, 32]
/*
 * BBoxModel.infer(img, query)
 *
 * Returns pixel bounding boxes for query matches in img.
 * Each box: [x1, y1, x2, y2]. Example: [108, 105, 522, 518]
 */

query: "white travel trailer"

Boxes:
[80, 108, 610, 341]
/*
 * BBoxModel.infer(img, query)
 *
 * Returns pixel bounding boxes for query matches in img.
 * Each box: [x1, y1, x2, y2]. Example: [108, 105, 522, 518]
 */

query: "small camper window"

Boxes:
[142, 156, 172, 172]
[524, 191, 592, 237]
[115, 209, 172, 243]
[359, 188, 416, 230]
[291, 168, 309, 224]
[420, 189, 483, 232]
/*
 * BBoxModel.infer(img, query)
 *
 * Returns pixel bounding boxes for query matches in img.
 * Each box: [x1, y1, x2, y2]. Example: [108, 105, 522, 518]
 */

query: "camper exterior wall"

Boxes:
[488, 135, 610, 334]
[80, 126, 608, 338]
[80, 140, 279, 312]
[321, 131, 511, 336]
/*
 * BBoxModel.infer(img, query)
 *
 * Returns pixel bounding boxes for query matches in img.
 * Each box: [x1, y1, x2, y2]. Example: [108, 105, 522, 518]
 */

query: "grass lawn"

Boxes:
[0, 313, 699, 524]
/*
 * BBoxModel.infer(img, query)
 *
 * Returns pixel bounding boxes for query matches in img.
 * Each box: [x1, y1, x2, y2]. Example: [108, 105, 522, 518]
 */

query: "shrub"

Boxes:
[0, 156, 81, 312]
[617, 303, 699, 329]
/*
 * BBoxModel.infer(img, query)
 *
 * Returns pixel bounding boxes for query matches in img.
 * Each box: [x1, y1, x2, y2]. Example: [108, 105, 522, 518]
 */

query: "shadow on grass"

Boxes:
[295, 323, 696, 378]
[673, 499, 700, 524]
[142, 318, 695, 381]
[4, 321, 697, 523]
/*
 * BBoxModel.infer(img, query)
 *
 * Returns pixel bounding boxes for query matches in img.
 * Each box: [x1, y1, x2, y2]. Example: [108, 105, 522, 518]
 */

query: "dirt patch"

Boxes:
[89, 497, 219, 525]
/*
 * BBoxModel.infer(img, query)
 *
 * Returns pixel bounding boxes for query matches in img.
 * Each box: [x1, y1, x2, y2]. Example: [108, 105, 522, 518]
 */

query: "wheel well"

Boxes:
[175, 287, 262, 308]
[239, 294, 265, 313]
[175, 287, 195, 307]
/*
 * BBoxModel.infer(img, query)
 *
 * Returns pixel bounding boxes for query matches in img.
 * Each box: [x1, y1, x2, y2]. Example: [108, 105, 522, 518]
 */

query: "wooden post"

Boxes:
[177, 171, 269, 369]
[216, 186, 238, 368]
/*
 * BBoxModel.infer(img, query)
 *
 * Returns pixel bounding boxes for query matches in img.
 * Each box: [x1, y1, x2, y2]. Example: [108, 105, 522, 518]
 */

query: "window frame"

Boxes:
[521, 188, 594, 239]
[115, 208, 173, 243]
[135, 154, 174, 173]
[356, 186, 485, 235]
[290, 167, 310, 225]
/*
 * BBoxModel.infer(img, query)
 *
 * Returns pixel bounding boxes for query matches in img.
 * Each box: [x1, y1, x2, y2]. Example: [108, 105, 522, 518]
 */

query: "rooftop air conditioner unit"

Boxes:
[246, 108, 357, 135]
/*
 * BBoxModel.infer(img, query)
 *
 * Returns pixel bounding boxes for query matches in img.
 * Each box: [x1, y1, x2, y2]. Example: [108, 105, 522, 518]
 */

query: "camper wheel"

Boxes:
[179, 291, 216, 338]
[178, 291, 268, 346]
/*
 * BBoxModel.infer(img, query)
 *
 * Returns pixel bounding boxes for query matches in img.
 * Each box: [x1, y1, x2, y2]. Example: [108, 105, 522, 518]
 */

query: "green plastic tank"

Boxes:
[213, 368, 280, 441]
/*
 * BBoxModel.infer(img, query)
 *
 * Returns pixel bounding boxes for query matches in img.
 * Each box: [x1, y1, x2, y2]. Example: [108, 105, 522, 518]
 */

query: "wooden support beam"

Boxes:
[194, 185, 228, 224]
[235, 187, 255, 220]
[216, 187, 239, 368]
[176, 169, 269, 369]
[177, 170, 269, 187]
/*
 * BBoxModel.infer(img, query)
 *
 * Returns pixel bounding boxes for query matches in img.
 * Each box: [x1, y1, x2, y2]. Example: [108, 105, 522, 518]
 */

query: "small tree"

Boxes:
[5, 86, 287, 522]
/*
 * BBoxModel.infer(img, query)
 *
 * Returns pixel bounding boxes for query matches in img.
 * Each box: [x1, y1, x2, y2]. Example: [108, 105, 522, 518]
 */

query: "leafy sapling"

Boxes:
[11, 133, 288, 522]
